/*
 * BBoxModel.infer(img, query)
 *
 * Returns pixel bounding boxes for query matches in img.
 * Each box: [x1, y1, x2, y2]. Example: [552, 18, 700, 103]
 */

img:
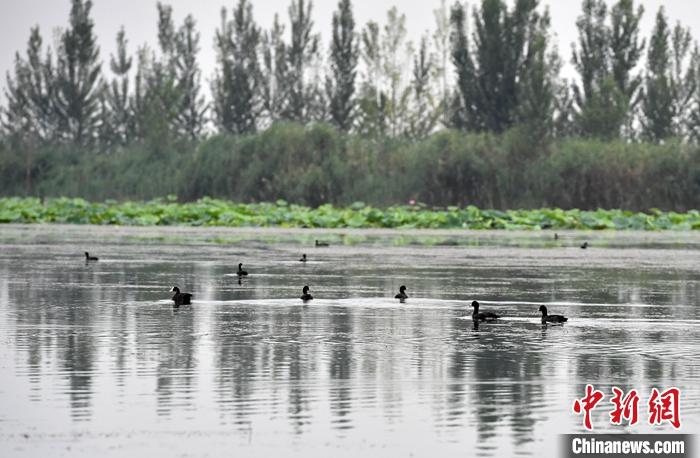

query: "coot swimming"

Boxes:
[301, 286, 313, 301]
[171, 286, 192, 306]
[471, 300, 500, 321]
[538, 305, 568, 324]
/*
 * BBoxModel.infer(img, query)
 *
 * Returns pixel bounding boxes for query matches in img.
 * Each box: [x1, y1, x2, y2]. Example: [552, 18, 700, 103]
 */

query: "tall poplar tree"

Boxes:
[451, 0, 552, 134]
[172, 15, 207, 140]
[327, 0, 358, 131]
[609, 0, 645, 108]
[516, 8, 561, 144]
[640, 8, 673, 142]
[53, 0, 102, 145]
[261, 15, 289, 123]
[641, 9, 698, 142]
[406, 36, 440, 139]
[102, 28, 133, 146]
[1, 27, 56, 193]
[450, 2, 476, 130]
[213, 0, 262, 134]
[284, 0, 320, 122]
[382, 7, 413, 137]
[571, 0, 644, 139]
[356, 21, 387, 136]
[2, 27, 57, 142]
[433, 0, 453, 127]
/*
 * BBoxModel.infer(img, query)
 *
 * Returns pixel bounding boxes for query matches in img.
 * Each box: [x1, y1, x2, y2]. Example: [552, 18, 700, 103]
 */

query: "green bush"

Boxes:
[2, 123, 700, 211]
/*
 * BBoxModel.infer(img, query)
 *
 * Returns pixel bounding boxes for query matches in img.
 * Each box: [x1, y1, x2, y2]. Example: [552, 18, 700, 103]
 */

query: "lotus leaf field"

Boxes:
[1, 197, 700, 230]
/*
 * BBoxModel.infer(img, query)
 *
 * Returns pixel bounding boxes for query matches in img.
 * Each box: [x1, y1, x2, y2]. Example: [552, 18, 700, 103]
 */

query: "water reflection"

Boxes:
[0, 226, 699, 457]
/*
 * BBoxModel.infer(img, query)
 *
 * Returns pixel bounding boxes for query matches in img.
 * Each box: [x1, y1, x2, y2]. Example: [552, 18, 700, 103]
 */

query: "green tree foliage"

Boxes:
[326, 0, 358, 131]
[284, 0, 321, 123]
[572, 0, 645, 140]
[1, 27, 58, 194]
[130, 45, 180, 151]
[2, 27, 57, 142]
[640, 9, 697, 143]
[128, 6, 179, 148]
[449, 2, 475, 130]
[406, 36, 440, 139]
[213, 0, 262, 134]
[261, 15, 289, 123]
[640, 8, 674, 142]
[670, 26, 698, 139]
[3, 124, 700, 212]
[515, 7, 561, 144]
[687, 50, 700, 142]
[5, 0, 700, 208]
[130, 4, 206, 144]
[172, 16, 207, 140]
[571, 0, 609, 120]
[129, 4, 178, 146]
[472, 0, 524, 132]
[610, 0, 645, 137]
[609, 0, 645, 106]
[101, 28, 133, 146]
[356, 21, 387, 136]
[382, 7, 413, 137]
[355, 8, 415, 138]
[451, 0, 554, 135]
[53, 0, 102, 145]
[432, 0, 453, 127]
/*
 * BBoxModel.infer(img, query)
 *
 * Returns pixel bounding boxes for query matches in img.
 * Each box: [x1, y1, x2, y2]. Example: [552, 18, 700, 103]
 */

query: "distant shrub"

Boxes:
[1, 123, 699, 211]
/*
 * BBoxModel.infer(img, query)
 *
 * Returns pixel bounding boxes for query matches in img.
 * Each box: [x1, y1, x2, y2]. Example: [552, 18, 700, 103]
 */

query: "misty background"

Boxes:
[3, 0, 700, 211]
[1, 0, 699, 97]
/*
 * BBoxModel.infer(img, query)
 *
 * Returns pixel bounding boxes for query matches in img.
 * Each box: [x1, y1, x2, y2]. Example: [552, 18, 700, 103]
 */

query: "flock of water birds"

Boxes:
[84, 235, 579, 325]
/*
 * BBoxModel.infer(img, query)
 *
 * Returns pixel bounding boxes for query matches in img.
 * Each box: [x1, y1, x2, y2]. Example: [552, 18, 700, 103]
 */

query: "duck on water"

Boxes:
[170, 286, 192, 306]
[84, 252, 98, 262]
[301, 286, 313, 302]
[538, 305, 568, 324]
[471, 300, 500, 321]
[395, 285, 408, 301]
[237, 263, 248, 277]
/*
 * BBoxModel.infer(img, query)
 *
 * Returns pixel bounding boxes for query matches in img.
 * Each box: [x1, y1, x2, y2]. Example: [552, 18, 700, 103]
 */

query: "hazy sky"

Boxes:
[1, 0, 699, 96]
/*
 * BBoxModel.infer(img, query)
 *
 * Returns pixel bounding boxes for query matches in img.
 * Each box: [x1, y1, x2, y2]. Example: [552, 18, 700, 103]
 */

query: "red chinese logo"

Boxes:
[573, 386, 681, 430]
[648, 387, 681, 429]
[573, 384, 605, 430]
[609, 387, 639, 426]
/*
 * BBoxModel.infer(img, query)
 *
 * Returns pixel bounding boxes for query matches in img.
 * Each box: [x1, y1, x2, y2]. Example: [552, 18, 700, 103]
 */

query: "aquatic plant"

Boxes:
[2, 197, 700, 230]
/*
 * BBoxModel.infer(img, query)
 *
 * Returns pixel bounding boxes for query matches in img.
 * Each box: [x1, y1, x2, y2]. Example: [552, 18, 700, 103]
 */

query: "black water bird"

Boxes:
[471, 300, 500, 321]
[315, 240, 329, 247]
[538, 305, 568, 324]
[237, 263, 248, 277]
[580, 241, 589, 249]
[84, 252, 98, 262]
[300, 286, 313, 301]
[395, 285, 408, 300]
[554, 233, 559, 240]
[171, 286, 192, 306]
[300, 254, 307, 262]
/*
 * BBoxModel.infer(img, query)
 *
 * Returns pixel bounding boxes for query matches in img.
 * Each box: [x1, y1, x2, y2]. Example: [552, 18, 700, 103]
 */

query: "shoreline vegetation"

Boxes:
[4, 2, 700, 214]
[3, 125, 700, 212]
[2, 197, 700, 231]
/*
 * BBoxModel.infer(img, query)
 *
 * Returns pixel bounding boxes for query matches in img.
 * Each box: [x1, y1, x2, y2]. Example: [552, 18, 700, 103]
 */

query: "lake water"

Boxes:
[0, 225, 698, 457]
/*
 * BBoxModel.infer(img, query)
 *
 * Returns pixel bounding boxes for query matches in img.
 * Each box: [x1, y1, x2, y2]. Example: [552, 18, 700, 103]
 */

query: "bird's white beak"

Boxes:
[170, 287, 175, 292]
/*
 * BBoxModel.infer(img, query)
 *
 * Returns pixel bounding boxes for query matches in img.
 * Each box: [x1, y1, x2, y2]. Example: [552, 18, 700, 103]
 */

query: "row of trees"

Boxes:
[3, 0, 700, 151]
